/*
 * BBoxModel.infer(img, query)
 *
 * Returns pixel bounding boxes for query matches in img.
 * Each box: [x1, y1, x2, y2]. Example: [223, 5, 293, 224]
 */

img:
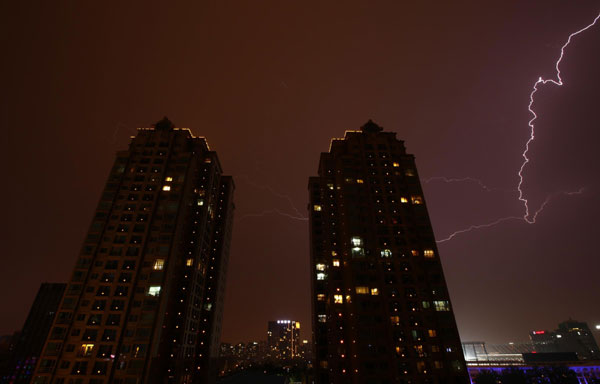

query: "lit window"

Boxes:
[162, 185, 171, 191]
[393, 162, 400, 167]
[318, 314, 326, 323]
[390, 316, 400, 324]
[405, 169, 415, 176]
[165, 177, 173, 182]
[316, 263, 326, 271]
[356, 179, 364, 184]
[344, 178, 354, 183]
[186, 259, 194, 267]
[332, 259, 340, 267]
[317, 294, 326, 301]
[327, 183, 334, 190]
[81, 344, 94, 356]
[370, 288, 379, 296]
[334, 295, 343, 304]
[433, 300, 450, 311]
[422, 301, 431, 309]
[355, 286, 369, 294]
[148, 286, 161, 296]
[153, 259, 165, 270]
[351, 237, 363, 247]
[345, 295, 352, 303]
[197, 199, 204, 206]
[331, 251, 338, 257]
[411, 196, 423, 204]
[424, 249, 435, 258]
[313, 205, 322, 212]
[380, 249, 392, 258]
[316, 273, 326, 281]
[400, 197, 408, 203]
[434, 361, 443, 369]
[411, 250, 419, 257]
[428, 329, 437, 337]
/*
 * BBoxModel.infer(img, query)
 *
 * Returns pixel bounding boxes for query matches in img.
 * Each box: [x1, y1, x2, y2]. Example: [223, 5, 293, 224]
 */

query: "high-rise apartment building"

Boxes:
[1, 283, 66, 384]
[308, 121, 468, 384]
[32, 118, 234, 384]
[266, 320, 301, 360]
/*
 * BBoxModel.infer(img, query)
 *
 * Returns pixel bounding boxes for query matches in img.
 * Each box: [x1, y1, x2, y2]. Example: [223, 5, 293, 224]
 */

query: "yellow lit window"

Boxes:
[332, 259, 340, 267]
[356, 179, 364, 184]
[165, 177, 173, 182]
[295, 322, 300, 329]
[433, 300, 450, 311]
[345, 295, 352, 303]
[370, 288, 379, 296]
[411, 250, 419, 257]
[197, 199, 204, 206]
[400, 197, 408, 203]
[313, 205, 322, 212]
[390, 316, 400, 324]
[153, 259, 165, 270]
[380, 249, 392, 258]
[327, 183, 334, 190]
[355, 286, 369, 294]
[331, 251, 338, 257]
[424, 249, 435, 258]
[428, 329, 437, 337]
[334, 294, 343, 304]
[411, 196, 423, 204]
[316, 273, 326, 281]
[317, 294, 326, 301]
[316, 263, 326, 271]
[186, 258, 194, 266]
[393, 162, 400, 167]
[81, 344, 94, 356]
[162, 185, 171, 191]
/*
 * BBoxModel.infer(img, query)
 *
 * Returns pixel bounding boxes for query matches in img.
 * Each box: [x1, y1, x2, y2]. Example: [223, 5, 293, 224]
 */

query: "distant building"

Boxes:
[31, 118, 235, 384]
[1, 283, 66, 384]
[308, 121, 468, 383]
[530, 319, 600, 360]
[267, 320, 300, 360]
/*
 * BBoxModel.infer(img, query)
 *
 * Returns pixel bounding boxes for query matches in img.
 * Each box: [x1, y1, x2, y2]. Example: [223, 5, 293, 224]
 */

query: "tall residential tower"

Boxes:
[32, 118, 234, 384]
[308, 121, 468, 384]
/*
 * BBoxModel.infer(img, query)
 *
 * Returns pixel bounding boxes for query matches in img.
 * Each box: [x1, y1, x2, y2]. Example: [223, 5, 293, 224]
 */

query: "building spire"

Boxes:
[360, 119, 383, 133]
[154, 116, 175, 131]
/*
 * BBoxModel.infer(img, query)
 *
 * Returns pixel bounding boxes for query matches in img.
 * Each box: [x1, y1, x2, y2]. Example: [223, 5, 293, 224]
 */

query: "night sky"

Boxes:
[2, 1, 600, 346]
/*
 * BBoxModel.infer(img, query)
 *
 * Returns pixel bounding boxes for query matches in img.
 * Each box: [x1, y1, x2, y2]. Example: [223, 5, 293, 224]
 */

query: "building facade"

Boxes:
[32, 118, 234, 384]
[267, 320, 301, 360]
[1, 283, 66, 384]
[530, 319, 600, 360]
[308, 121, 468, 384]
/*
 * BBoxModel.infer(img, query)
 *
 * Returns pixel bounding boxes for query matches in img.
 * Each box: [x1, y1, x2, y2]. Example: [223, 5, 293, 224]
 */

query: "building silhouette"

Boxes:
[32, 118, 234, 384]
[530, 319, 600, 360]
[1, 283, 65, 384]
[308, 121, 468, 383]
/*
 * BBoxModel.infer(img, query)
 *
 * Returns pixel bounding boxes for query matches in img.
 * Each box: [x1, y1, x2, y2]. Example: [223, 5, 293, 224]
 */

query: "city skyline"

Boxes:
[2, 1, 600, 349]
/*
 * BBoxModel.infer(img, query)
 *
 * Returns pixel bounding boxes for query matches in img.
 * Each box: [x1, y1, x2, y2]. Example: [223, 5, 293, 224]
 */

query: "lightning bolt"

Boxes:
[236, 175, 308, 222]
[436, 12, 599, 242]
[436, 188, 585, 243]
[236, 209, 308, 222]
[518, 12, 600, 223]
[423, 176, 514, 193]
